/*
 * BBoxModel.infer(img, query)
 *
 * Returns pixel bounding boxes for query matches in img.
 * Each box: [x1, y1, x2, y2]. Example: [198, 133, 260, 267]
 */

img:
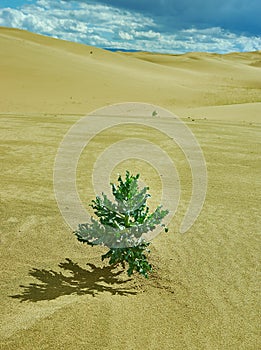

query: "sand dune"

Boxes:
[0, 28, 260, 349]
[0, 27, 260, 120]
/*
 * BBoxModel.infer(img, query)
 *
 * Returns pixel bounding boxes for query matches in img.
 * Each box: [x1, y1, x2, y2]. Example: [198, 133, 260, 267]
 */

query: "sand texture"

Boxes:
[0, 28, 261, 349]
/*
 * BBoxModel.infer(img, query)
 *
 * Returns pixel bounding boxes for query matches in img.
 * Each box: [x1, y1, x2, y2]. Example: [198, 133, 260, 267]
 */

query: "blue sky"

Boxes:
[0, 0, 260, 53]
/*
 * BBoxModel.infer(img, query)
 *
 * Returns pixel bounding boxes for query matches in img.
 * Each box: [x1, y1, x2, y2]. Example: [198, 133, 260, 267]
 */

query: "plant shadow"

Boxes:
[11, 258, 137, 302]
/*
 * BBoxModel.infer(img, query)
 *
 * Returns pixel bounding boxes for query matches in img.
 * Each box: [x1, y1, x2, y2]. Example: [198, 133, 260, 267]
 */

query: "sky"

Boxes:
[0, 0, 260, 53]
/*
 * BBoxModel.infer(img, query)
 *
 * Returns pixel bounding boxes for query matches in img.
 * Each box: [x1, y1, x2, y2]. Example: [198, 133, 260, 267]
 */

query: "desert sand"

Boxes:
[0, 27, 260, 349]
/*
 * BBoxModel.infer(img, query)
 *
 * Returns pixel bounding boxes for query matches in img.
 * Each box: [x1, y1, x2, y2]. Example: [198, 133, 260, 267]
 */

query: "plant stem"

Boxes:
[124, 214, 130, 227]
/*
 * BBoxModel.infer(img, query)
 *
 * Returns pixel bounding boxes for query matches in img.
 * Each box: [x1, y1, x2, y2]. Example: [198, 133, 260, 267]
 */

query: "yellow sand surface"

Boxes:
[0, 28, 260, 349]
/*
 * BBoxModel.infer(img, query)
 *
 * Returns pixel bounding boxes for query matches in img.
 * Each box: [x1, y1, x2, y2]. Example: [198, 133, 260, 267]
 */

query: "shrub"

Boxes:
[74, 171, 168, 278]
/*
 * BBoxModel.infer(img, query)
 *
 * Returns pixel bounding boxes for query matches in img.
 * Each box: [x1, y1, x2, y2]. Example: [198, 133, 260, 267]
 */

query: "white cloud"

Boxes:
[0, 0, 260, 53]
[132, 30, 161, 40]
[119, 31, 133, 40]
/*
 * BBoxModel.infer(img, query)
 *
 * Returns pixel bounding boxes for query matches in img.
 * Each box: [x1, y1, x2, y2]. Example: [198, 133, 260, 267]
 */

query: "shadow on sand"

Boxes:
[11, 258, 137, 302]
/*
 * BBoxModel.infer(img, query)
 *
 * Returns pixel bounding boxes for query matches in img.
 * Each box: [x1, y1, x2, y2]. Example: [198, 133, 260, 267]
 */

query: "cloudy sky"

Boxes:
[0, 0, 260, 53]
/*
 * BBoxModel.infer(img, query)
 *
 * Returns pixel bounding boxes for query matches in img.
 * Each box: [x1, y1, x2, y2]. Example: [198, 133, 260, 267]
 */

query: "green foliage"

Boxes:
[101, 242, 152, 278]
[74, 171, 169, 278]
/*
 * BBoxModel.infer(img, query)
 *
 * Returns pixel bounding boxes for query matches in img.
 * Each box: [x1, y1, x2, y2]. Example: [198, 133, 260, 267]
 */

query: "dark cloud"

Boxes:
[64, 0, 261, 36]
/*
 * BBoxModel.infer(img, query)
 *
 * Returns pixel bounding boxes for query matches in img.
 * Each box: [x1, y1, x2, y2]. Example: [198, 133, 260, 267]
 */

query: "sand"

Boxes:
[0, 27, 260, 349]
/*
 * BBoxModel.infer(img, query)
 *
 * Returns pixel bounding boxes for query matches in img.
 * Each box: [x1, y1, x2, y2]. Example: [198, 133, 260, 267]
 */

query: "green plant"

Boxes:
[74, 171, 169, 278]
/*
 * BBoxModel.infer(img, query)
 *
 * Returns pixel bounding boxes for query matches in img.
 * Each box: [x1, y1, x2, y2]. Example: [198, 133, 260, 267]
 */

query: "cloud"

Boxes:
[0, 0, 260, 53]
[66, 0, 261, 36]
[119, 31, 133, 41]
